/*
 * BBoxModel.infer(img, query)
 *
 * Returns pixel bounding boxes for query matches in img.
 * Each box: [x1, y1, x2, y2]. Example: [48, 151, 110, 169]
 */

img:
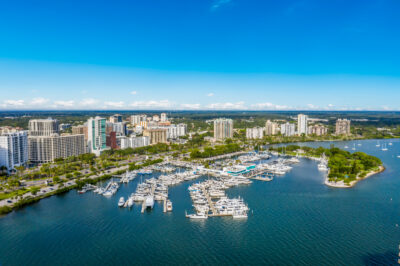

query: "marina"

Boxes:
[0, 139, 398, 265]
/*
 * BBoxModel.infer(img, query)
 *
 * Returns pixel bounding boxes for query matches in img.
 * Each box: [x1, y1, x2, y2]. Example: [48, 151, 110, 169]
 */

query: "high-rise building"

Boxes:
[28, 118, 59, 137]
[143, 128, 167, 144]
[246, 127, 264, 139]
[160, 113, 168, 122]
[117, 136, 150, 149]
[109, 114, 123, 123]
[106, 131, 118, 149]
[153, 115, 160, 122]
[214, 118, 233, 141]
[112, 122, 128, 136]
[87, 117, 107, 156]
[131, 115, 147, 126]
[281, 123, 296, 137]
[308, 124, 328, 136]
[0, 131, 28, 173]
[28, 134, 85, 163]
[265, 120, 279, 135]
[335, 119, 351, 135]
[72, 125, 88, 141]
[297, 114, 308, 135]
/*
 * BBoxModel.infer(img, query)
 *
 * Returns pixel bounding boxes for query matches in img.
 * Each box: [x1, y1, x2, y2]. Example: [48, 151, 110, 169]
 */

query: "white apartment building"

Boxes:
[297, 114, 308, 135]
[131, 114, 147, 126]
[28, 118, 59, 137]
[246, 127, 264, 139]
[117, 136, 150, 149]
[160, 113, 168, 122]
[28, 134, 85, 163]
[281, 123, 296, 137]
[0, 131, 28, 173]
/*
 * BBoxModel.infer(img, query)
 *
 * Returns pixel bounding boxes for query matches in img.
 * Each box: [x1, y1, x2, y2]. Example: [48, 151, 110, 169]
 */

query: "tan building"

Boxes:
[308, 124, 328, 136]
[143, 128, 167, 145]
[214, 118, 233, 141]
[28, 134, 85, 163]
[72, 125, 88, 141]
[335, 119, 351, 135]
[265, 120, 279, 135]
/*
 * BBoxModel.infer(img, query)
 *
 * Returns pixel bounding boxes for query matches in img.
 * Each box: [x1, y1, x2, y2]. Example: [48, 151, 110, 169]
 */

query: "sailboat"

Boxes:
[376, 141, 381, 147]
[352, 144, 356, 151]
[382, 143, 388, 151]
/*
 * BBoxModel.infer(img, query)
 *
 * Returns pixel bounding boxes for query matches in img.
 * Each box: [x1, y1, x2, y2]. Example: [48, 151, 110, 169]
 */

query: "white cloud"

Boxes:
[180, 103, 201, 109]
[80, 98, 98, 106]
[307, 104, 319, 109]
[211, 0, 232, 11]
[104, 101, 125, 108]
[207, 93, 214, 97]
[207, 101, 245, 110]
[131, 100, 172, 108]
[130, 91, 138, 95]
[3, 99, 25, 106]
[31, 98, 49, 105]
[251, 102, 290, 110]
[53, 100, 75, 107]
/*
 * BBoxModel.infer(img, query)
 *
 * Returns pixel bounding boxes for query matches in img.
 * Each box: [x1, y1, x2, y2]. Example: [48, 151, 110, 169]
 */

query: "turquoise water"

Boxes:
[1, 139, 400, 265]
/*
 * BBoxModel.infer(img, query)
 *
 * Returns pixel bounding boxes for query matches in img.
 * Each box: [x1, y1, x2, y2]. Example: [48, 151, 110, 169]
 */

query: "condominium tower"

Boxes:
[214, 118, 233, 141]
[0, 131, 28, 173]
[297, 114, 308, 135]
[87, 117, 107, 156]
[28, 118, 58, 137]
[335, 119, 351, 135]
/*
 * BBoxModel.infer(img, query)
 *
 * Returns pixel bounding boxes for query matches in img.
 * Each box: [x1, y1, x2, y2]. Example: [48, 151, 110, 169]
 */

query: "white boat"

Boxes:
[145, 196, 154, 209]
[382, 143, 388, 151]
[233, 213, 248, 219]
[389, 142, 393, 146]
[376, 141, 381, 147]
[186, 211, 208, 219]
[344, 145, 349, 149]
[127, 198, 134, 208]
[166, 200, 173, 211]
[118, 197, 125, 207]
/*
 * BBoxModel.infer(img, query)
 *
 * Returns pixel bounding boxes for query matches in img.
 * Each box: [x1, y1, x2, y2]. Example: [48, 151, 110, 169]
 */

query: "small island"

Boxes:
[270, 145, 384, 188]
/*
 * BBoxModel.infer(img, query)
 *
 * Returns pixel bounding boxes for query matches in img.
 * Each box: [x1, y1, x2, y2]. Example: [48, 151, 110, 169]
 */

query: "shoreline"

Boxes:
[324, 165, 385, 188]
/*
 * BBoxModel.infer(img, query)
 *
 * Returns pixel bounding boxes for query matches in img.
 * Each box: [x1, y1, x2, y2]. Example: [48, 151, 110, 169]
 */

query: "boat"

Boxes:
[344, 145, 349, 149]
[185, 211, 208, 219]
[382, 143, 388, 151]
[145, 196, 154, 209]
[389, 142, 393, 146]
[352, 144, 356, 151]
[376, 141, 381, 147]
[77, 189, 86, 194]
[127, 198, 134, 208]
[233, 213, 248, 219]
[166, 200, 173, 211]
[118, 197, 125, 207]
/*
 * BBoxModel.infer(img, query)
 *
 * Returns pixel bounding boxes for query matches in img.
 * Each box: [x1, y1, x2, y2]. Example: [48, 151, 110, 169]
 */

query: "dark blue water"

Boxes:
[1, 139, 400, 265]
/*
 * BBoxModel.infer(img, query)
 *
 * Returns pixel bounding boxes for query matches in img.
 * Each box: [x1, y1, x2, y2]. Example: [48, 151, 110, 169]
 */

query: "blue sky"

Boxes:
[0, 0, 399, 110]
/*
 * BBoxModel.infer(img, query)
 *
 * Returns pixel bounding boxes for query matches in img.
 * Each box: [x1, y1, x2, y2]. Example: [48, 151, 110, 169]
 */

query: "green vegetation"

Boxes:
[190, 143, 241, 159]
[270, 145, 383, 185]
[128, 158, 163, 171]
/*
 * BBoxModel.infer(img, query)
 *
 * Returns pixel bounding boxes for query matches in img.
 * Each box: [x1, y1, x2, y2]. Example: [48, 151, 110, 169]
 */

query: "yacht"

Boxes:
[118, 197, 125, 207]
[166, 200, 173, 211]
[344, 145, 349, 149]
[382, 143, 388, 151]
[127, 197, 134, 208]
[186, 211, 208, 219]
[376, 141, 381, 147]
[145, 196, 154, 209]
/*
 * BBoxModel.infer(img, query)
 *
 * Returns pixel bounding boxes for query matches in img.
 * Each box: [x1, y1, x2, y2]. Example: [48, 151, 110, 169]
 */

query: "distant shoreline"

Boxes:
[324, 166, 385, 188]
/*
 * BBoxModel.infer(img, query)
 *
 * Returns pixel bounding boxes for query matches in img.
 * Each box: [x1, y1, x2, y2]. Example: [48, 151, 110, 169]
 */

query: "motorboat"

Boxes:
[118, 197, 125, 207]
[145, 196, 154, 209]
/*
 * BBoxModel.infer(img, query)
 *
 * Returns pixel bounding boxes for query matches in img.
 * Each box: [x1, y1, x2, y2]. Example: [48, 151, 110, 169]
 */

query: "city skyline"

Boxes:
[1, 0, 400, 110]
